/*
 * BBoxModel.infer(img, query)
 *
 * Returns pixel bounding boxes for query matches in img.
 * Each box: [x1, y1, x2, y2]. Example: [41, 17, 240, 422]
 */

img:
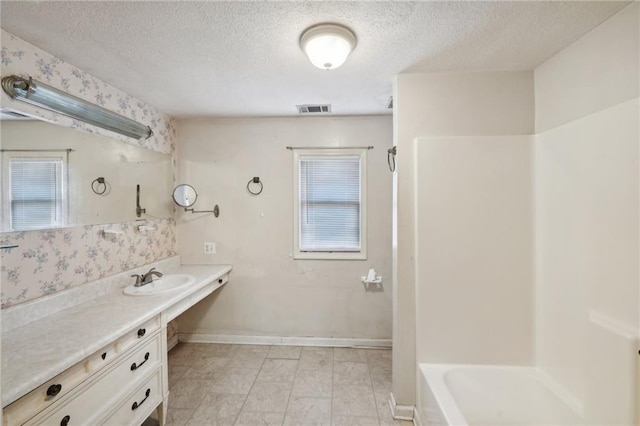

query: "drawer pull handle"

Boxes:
[130, 352, 150, 371]
[101, 352, 107, 360]
[131, 388, 151, 411]
[60, 415, 70, 426]
[137, 328, 146, 338]
[46, 384, 62, 398]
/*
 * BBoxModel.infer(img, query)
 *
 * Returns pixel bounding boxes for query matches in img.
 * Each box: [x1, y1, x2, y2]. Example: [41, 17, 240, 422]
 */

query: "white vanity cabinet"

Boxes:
[3, 316, 165, 426]
[2, 264, 232, 426]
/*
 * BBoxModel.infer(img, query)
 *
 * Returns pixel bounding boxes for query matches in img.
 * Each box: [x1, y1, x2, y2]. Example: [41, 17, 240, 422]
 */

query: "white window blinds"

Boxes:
[298, 155, 361, 252]
[10, 157, 65, 231]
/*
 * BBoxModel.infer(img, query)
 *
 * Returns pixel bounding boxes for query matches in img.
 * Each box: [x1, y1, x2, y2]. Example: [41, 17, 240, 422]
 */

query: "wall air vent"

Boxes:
[296, 104, 331, 114]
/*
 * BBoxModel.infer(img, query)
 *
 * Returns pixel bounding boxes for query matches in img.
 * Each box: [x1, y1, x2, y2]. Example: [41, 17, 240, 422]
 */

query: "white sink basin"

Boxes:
[123, 274, 196, 296]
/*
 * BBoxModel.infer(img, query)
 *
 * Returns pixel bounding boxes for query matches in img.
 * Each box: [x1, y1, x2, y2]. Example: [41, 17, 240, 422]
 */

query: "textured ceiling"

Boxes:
[0, 1, 629, 117]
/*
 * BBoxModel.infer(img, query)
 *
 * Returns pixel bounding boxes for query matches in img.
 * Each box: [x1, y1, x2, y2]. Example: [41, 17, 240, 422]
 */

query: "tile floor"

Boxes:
[146, 343, 412, 426]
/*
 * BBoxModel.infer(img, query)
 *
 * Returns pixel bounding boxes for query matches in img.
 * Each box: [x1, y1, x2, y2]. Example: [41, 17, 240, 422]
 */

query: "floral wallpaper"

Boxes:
[1, 29, 176, 154]
[0, 219, 177, 308]
[1, 30, 178, 308]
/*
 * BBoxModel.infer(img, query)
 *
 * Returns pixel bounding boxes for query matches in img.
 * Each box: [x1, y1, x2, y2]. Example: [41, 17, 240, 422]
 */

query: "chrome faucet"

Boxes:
[131, 268, 163, 287]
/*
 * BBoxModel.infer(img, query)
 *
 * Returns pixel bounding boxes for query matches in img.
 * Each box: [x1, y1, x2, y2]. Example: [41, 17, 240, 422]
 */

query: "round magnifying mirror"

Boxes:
[172, 184, 198, 208]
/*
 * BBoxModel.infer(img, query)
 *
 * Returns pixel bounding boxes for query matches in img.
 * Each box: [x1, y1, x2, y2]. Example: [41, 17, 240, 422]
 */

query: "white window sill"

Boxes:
[293, 251, 367, 260]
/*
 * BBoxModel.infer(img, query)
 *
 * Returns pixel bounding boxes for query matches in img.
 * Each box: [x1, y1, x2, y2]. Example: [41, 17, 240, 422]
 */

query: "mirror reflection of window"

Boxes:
[1, 117, 173, 231]
[2, 152, 68, 231]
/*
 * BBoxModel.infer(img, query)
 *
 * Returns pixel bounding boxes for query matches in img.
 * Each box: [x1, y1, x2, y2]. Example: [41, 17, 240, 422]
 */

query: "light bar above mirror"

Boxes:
[1, 75, 153, 140]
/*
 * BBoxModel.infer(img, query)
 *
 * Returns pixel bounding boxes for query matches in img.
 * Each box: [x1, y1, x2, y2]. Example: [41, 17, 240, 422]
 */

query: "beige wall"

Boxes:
[393, 71, 534, 405]
[535, 2, 639, 133]
[175, 116, 393, 341]
[415, 135, 533, 365]
[534, 3, 639, 423]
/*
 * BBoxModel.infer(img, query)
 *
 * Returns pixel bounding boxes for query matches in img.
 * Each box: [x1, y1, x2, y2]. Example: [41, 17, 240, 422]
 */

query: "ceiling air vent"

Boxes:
[296, 104, 331, 114]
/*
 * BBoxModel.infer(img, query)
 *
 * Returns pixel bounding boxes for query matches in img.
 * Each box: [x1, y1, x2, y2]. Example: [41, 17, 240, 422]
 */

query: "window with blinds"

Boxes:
[9, 157, 65, 231]
[293, 148, 367, 260]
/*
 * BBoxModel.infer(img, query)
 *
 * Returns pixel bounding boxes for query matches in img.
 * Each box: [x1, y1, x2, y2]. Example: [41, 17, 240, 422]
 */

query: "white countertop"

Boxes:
[1, 264, 232, 407]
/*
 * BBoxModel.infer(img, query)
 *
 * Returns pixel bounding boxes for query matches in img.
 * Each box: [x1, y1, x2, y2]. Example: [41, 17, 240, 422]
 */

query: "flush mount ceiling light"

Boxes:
[300, 23, 356, 70]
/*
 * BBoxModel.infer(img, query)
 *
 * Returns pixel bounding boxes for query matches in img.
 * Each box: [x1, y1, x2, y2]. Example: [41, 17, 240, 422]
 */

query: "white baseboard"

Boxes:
[178, 333, 392, 348]
[167, 333, 179, 351]
[388, 392, 415, 421]
[412, 406, 422, 426]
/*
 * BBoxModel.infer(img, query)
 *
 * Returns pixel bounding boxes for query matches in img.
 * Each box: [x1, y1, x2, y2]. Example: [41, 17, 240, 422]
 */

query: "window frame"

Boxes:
[292, 148, 367, 260]
[1, 151, 68, 232]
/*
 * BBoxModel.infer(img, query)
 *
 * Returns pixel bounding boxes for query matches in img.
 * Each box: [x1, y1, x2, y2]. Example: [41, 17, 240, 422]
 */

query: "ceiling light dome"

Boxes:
[300, 23, 356, 70]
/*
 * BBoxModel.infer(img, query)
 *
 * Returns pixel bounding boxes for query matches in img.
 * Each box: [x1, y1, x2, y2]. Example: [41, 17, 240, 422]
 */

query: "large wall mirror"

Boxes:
[0, 112, 172, 232]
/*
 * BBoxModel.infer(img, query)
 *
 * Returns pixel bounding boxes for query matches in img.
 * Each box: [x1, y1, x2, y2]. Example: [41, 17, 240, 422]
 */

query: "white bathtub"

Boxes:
[417, 364, 585, 426]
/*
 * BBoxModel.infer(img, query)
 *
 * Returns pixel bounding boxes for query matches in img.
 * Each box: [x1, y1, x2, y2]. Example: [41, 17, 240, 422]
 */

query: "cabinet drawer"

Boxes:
[25, 333, 162, 426]
[3, 360, 89, 426]
[115, 316, 160, 356]
[89, 316, 159, 372]
[216, 274, 228, 286]
[102, 370, 163, 426]
[85, 341, 118, 373]
[3, 317, 160, 426]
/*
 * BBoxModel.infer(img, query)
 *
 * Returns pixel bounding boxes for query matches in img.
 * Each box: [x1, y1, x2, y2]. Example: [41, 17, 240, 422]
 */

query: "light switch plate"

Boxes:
[204, 242, 216, 254]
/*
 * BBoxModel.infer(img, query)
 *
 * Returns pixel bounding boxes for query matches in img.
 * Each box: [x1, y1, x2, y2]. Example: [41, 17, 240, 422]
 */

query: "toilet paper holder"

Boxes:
[361, 268, 382, 285]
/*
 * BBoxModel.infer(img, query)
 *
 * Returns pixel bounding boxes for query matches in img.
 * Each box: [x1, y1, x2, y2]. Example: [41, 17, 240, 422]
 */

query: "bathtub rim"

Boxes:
[418, 363, 586, 426]
[419, 363, 468, 425]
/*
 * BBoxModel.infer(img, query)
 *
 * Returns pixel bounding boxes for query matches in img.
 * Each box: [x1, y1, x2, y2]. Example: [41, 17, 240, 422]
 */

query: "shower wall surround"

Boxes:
[0, 30, 177, 308]
[393, 70, 534, 406]
[533, 4, 639, 420]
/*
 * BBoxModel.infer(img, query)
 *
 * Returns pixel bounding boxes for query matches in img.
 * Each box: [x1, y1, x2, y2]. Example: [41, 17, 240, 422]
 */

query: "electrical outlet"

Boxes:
[204, 242, 216, 254]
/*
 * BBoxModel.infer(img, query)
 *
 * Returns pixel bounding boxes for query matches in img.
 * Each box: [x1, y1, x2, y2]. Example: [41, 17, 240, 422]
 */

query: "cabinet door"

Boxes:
[102, 370, 163, 426]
